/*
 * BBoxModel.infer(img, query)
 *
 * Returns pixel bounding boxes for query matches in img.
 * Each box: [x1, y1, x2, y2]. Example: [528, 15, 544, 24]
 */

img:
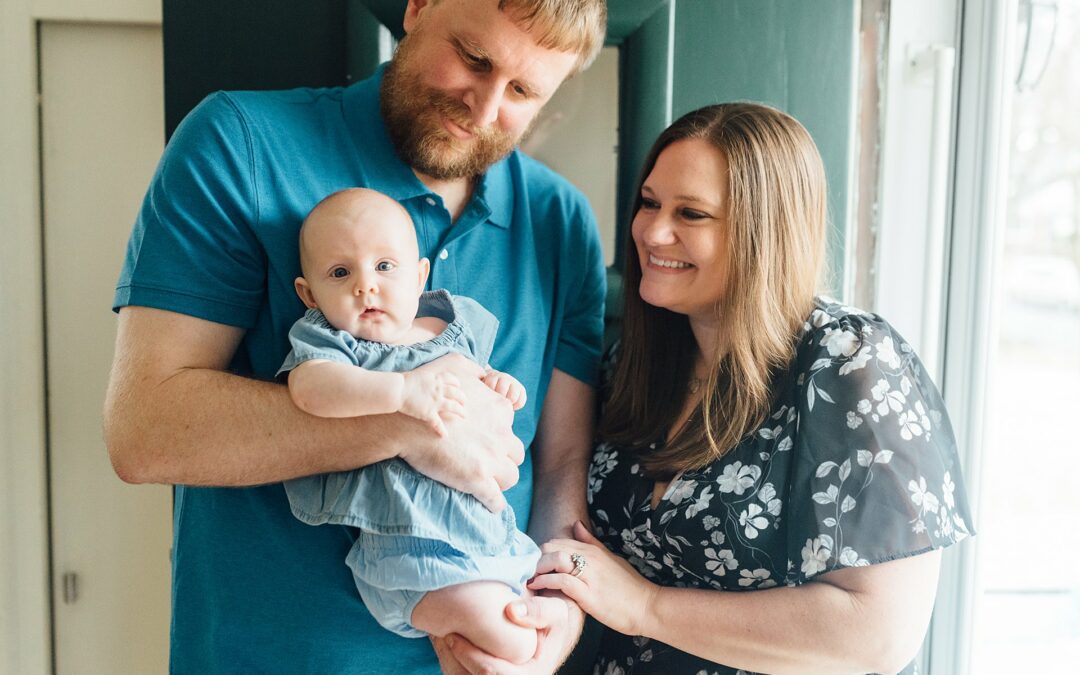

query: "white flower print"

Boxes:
[704, 548, 738, 576]
[710, 530, 726, 546]
[758, 482, 782, 516]
[908, 477, 940, 513]
[838, 546, 869, 566]
[839, 345, 873, 376]
[898, 409, 925, 440]
[717, 462, 760, 495]
[871, 378, 906, 416]
[821, 327, 860, 357]
[701, 515, 722, 531]
[667, 479, 697, 506]
[943, 472, 956, 509]
[738, 568, 776, 588]
[801, 535, 833, 577]
[846, 411, 863, 429]
[602, 660, 624, 675]
[739, 503, 769, 539]
[685, 486, 714, 518]
[876, 336, 902, 369]
[856, 398, 872, 414]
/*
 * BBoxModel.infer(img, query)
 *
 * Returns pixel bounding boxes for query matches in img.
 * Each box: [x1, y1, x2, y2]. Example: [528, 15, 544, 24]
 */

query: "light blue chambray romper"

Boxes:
[277, 290, 541, 637]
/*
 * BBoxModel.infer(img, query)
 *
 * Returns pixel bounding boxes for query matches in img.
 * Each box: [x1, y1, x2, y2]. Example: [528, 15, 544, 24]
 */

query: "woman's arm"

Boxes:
[531, 523, 941, 675]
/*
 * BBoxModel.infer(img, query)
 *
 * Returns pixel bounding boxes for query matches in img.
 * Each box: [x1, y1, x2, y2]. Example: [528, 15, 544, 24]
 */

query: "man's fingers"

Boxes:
[430, 636, 469, 675]
[477, 479, 508, 514]
[505, 594, 571, 629]
[506, 436, 526, 466]
[492, 457, 520, 492]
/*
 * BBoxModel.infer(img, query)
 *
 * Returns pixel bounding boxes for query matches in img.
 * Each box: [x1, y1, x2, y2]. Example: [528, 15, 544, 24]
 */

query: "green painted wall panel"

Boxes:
[672, 0, 857, 290]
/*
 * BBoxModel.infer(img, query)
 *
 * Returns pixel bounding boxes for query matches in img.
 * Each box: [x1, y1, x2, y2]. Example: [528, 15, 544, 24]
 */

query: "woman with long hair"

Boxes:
[529, 103, 974, 674]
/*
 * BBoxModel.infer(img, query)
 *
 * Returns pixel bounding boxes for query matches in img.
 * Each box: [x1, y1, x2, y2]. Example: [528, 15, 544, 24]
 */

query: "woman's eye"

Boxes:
[331, 267, 349, 279]
[375, 261, 396, 272]
[640, 197, 660, 210]
[681, 208, 710, 221]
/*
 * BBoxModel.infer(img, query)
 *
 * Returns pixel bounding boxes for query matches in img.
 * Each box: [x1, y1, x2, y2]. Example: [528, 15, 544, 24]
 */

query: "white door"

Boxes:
[40, 21, 171, 674]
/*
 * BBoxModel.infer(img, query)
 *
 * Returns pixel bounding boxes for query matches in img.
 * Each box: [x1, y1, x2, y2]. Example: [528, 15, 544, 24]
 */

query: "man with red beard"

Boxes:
[104, 1, 608, 673]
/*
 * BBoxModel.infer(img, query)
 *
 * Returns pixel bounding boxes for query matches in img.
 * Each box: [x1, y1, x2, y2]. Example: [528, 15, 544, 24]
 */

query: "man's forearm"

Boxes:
[526, 369, 594, 543]
[105, 365, 413, 486]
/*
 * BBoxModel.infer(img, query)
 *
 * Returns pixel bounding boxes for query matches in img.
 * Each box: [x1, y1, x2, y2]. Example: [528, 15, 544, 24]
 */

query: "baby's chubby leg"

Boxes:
[411, 580, 537, 665]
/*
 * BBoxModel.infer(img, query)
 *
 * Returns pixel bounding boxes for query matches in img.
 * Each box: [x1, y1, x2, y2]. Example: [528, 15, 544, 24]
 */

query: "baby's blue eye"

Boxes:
[376, 261, 396, 272]
[331, 267, 349, 278]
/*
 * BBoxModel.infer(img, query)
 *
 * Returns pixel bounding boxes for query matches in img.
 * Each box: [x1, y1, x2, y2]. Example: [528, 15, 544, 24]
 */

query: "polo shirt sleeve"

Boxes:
[554, 196, 606, 387]
[113, 92, 265, 328]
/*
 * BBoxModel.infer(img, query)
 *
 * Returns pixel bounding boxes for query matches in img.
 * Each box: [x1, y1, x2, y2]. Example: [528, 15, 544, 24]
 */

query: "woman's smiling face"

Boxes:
[632, 138, 732, 325]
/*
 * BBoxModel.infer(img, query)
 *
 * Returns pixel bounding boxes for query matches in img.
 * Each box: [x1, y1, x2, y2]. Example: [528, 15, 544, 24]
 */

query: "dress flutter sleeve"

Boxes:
[784, 303, 975, 585]
[275, 308, 359, 378]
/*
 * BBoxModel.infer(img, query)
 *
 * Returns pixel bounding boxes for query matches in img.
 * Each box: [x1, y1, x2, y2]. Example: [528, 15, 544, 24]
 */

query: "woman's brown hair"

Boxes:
[599, 103, 828, 478]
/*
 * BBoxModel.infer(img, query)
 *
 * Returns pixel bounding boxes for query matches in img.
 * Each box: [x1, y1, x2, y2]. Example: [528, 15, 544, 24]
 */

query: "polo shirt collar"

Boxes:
[343, 64, 513, 229]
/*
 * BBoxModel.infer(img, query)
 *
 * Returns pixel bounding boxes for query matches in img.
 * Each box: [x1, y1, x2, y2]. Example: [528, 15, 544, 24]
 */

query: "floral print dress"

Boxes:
[587, 298, 974, 674]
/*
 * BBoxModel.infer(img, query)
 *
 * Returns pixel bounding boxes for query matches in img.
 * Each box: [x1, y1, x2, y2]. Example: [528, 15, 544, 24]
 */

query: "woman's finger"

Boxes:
[527, 572, 590, 601]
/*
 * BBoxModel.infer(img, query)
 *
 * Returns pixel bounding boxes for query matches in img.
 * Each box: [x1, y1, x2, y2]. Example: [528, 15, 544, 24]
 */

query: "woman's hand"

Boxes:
[431, 594, 581, 674]
[527, 521, 660, 637]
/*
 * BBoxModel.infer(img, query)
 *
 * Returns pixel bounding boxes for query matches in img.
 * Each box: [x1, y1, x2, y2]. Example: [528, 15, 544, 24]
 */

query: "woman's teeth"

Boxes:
[650, 254, 691, 269]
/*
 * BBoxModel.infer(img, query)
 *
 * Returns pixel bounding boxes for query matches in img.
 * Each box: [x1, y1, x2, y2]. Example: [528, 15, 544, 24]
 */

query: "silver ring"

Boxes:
[569, 552, 587, 577]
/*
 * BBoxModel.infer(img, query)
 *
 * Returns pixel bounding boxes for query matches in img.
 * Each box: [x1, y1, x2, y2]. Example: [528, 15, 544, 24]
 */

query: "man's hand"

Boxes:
[432, 593, 583, 675]
[396, 354, 524, 513]
[399, 369, 466, 437]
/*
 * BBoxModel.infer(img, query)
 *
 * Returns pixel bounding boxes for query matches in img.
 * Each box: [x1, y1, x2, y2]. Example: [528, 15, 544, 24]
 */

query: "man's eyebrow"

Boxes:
[450, 33, 542, 98]
[451, 35, 492, 62]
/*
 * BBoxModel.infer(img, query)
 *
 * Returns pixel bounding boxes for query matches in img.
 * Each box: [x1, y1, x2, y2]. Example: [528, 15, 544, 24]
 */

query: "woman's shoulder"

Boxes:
[793, 296, 919, 380]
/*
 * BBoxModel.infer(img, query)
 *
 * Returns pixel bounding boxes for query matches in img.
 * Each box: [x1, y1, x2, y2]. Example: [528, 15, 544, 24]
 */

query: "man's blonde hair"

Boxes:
[436, 0, 607, 75]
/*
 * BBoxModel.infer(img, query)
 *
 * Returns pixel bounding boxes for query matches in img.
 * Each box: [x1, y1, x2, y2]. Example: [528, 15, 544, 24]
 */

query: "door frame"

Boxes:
[0, 2, 161, 673]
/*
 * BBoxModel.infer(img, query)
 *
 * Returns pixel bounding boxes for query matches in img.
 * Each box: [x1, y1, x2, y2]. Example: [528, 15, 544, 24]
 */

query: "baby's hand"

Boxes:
[400, 370, 466, 437]
[482, 370, 527, 411]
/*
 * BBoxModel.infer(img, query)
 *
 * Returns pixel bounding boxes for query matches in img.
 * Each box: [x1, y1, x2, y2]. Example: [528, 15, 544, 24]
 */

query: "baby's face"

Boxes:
[297, 193, 426, 343]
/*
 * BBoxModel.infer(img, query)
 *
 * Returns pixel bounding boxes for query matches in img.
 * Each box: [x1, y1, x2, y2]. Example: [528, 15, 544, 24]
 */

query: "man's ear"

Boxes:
[417, 258, 431, 293]
[294, 277, 318, 309]
[402, 0, 435, 34]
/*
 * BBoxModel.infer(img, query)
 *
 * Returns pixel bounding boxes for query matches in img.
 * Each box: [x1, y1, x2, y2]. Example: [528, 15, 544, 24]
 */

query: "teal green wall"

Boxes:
[671, 0, 857, 290]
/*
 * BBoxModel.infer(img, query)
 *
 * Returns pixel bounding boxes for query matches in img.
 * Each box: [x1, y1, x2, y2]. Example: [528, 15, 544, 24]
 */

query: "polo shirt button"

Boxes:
[425, 197, 437, 206]
[439, 249, 449, 260]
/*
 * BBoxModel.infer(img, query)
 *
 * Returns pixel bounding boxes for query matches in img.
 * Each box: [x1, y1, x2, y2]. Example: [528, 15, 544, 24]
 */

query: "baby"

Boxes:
[278, 188, 539, 663]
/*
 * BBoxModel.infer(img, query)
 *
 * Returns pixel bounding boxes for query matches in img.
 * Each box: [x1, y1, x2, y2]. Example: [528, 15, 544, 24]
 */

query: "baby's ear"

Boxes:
[417, 258, 431, 293]
[294, 277, 318, 309]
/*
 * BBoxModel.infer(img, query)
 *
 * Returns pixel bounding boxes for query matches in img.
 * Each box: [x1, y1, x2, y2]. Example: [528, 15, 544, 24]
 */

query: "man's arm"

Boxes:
[103, 306, 520, 511]
[527, 368, 594, 543]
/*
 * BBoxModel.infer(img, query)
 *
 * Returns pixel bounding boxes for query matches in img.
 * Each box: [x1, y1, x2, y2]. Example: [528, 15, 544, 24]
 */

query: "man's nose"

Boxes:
[463, 79, 502, 129]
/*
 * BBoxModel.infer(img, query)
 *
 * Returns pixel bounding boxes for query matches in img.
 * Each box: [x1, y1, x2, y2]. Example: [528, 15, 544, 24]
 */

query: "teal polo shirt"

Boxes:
[114, 66, 605, 673]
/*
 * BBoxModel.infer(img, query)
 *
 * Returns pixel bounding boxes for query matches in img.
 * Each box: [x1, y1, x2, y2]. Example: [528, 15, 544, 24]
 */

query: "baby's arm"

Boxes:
[482, 369, 527, 411]
[288, 360, 465, 436]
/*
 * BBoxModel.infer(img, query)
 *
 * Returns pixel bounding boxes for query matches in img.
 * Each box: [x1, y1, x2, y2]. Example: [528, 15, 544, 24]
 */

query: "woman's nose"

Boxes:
[640, 215, 678, 246]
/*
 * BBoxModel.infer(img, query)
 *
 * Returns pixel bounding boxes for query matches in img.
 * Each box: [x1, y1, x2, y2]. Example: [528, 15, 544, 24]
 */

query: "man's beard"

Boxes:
[380, 35, 521, 180]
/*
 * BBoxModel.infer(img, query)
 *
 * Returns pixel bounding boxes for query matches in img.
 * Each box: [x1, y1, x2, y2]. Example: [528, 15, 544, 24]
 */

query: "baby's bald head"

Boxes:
[299, 188, 417, 278]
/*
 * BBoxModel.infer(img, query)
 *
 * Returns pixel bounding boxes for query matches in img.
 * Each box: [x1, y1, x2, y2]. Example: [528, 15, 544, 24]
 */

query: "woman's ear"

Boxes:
[294, 277, 318, 309]
[417, 258, 431, 293]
